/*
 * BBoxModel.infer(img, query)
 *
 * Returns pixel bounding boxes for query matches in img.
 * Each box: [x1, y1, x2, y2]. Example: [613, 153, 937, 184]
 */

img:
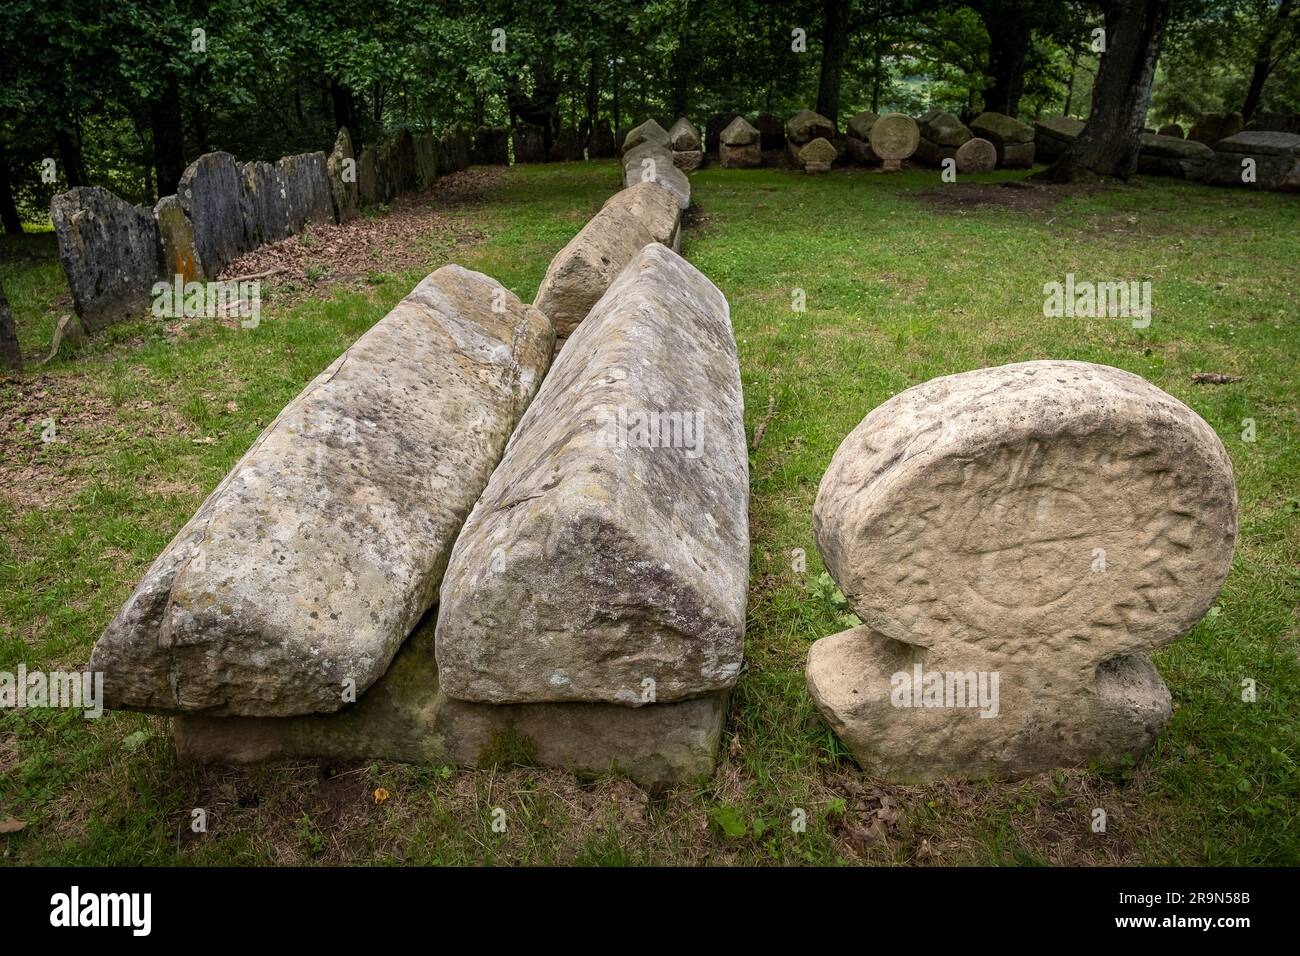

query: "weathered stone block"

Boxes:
[50, 186, 160, 332]
[955, 137, 997, 173]
[999, 140, 1036, 168]
[969, 111, 1034, 145]
[622, 143, 690, 209]
[799, 136, 837, 173]
[1034, 116, 1085, 162]
[587, 119, 616, 159]
[672, 150, 703, 170]
[623, 119, 670, 153]
[172, 620, 726, 787]
[437, 243, 748, 707]
[786, 108, 835, 145]
[513, 123, 546, 164]
[1188, 111, 1244, 146]
[472, 126, 510, 165]
[868, 113, 920, 168]
[240, 160, 291, 248]
[533, 181, 681, 336]
[88, 266, 554, 717]
[918, 109, 972, 148]
[668, 117, 701, 151]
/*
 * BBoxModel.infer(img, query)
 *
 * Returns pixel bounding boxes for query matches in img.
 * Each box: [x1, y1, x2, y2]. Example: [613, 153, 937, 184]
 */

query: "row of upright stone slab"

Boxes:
[806, 361, 1238, 781]
[50, 124, 480, 336]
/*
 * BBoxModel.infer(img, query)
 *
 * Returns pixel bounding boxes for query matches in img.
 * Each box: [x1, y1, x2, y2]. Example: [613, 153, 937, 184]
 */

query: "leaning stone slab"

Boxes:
[154, 195, 203, 283]
[623, 118, 670, 153]
[970, 111, 1034, 145]
[622, 144, 690, 209]
[50, 186, 160, 332]
[807, 360, 1238, 782]
[0, 281, 20, 370]
[178, 152, 247, 276]
[88, 266, 554, 717]
[533, 181, 681, 336]
[415, 133, 439, 187]
[277, 151, 336, 232]
[1034, 116, 1085, 162]
[437, 243, 749, 706]
[172, 620, 726, 787]
[669, 117, 701, 151]
[357, 147, 379, 207]
[513, 123, 546, 163]
[326, 128, 359, 223]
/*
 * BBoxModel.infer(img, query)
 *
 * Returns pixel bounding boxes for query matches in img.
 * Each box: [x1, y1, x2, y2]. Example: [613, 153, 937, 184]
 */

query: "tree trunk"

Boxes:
[330, 77, 357, 140]
[0, 141, 23, 235]
[1241, 0, 1292, 119]
[815, 0, 849, 126]
[1035, 0, 1172, 182]
[1063, 46, 1079, 115]
[149, 74, 186, 197]
[980, 10, 1033, 115]
[55, 128, 87, 187]
[871, 32, 883, 114]
[582, 57, 599, 144]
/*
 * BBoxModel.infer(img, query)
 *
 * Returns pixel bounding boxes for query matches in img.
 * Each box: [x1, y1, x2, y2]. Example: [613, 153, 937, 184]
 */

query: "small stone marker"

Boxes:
[868, 112, 920, 171]
[50, 186, 160, 332]
[954, 137, 997, 173]
[719, 116, 761, 168]
[88, 266, 554, 717]
[437, 243, 749, 707]
[623, 118, 670, 153]
[806, 360, 1238, 782]
[154, 195, 204, 283]
[799, 137, 837, 173]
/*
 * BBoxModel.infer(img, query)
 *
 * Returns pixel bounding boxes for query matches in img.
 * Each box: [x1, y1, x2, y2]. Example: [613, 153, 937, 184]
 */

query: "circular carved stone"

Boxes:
[868, 113, 920, 161]
[955, 137, 997, 173]
[813, 361, 1238, 664]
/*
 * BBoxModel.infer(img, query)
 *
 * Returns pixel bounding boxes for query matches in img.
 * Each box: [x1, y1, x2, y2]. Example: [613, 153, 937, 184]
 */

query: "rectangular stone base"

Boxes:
[172, 619, 726, 788]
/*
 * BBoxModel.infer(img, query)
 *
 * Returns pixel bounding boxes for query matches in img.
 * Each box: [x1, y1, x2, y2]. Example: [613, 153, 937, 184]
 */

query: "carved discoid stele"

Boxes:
[867, 113, 921, 161]
[812, 361, 1238, 665]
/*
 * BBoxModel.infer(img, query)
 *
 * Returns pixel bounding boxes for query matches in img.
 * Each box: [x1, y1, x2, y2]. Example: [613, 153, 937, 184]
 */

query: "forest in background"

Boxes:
[1, 0, 1296, 225]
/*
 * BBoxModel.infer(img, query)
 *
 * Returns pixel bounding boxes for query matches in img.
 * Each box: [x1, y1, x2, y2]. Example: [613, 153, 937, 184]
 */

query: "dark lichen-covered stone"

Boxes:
[50, 186, 160, 332]
[786, 108, 835, 145]
[437, 243, 748, 706]
[171, 619, 726, 787]
[277, 151, 336, 232]
[391, 130, 419, 194]
[587, 119, 616, 158]
[357, 147, 379, 207]
[0, 280, 20, 369]
[326, 128, 359, 223]
[88, 265, 554, 717]
[154, 195, 204, 282]
[472, 126, 509, 165]
[240, 161, 290, 249]
[414, 133, 439, 189]
[513, 123, 546, 164]
[1034, 116, 1085, 162]
[178, 152, 247, 276]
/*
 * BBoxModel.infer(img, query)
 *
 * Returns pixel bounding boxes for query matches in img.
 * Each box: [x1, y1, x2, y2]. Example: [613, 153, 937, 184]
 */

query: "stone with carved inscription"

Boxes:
[806, 360, 1238, 781]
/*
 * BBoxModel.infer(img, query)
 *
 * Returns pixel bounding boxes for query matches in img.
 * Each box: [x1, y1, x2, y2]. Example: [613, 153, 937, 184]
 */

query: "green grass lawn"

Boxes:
[1, 160, 1296, 865]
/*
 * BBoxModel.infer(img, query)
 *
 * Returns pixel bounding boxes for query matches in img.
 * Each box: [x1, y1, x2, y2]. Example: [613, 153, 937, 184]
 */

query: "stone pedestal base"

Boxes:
[173, 620, 726, 788]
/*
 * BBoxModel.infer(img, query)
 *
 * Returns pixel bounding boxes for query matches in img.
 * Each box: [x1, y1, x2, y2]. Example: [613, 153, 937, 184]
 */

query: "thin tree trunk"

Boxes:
[1242, 0, 1292, 119]
[1036, 0, 1172, 182]
[1063, 46, 1079, 115]
[150, 74, 186, 196]
[0, 141, 23, 234]
[816, 0, 849, 127]
[980, 14, 1032, 115]
[54, 128, 86, 187]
